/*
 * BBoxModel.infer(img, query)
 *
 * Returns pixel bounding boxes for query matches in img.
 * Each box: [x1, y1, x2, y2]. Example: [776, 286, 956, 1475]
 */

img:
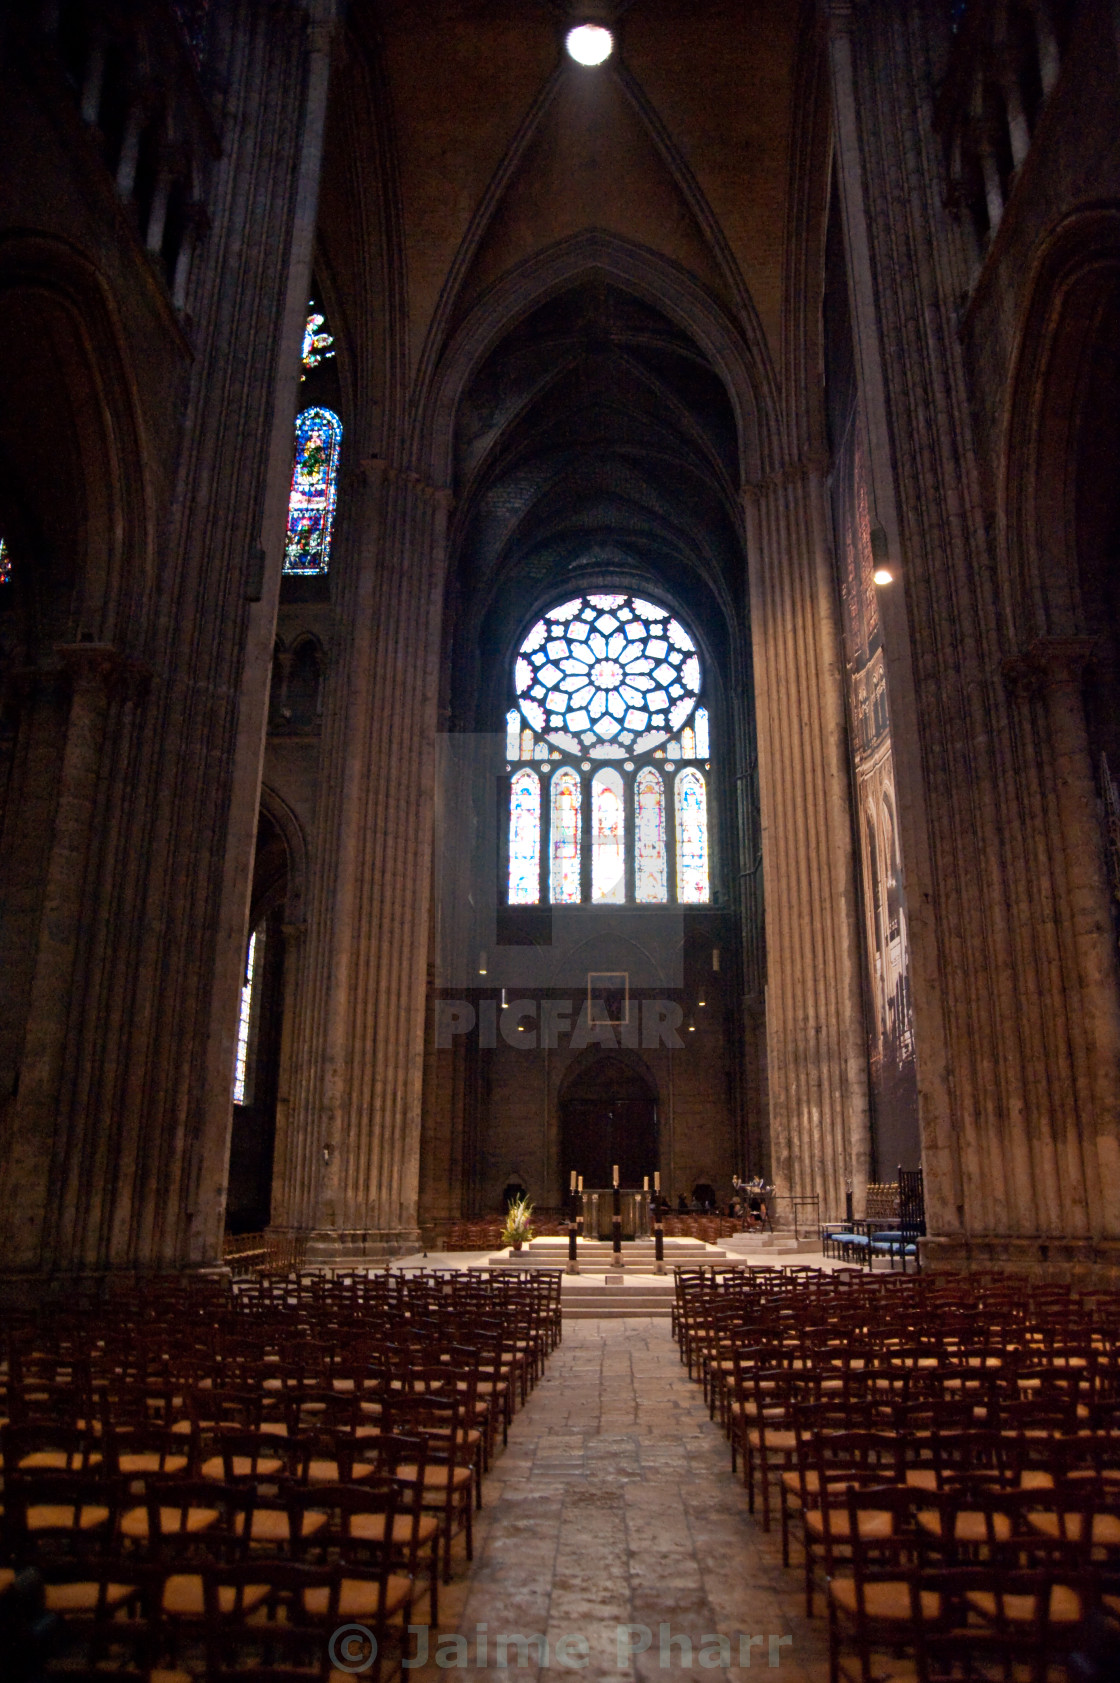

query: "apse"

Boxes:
[423, 278, 758, 1220]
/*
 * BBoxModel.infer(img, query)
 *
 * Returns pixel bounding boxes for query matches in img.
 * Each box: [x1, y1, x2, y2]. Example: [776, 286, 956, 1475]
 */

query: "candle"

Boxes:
[612, 1164, 619, 1187]
[643, 1176, 649, 1191]
[570, 1170, 577, 1191]
[654, 1171, 660, 1192]
[577, 1175, 583, 1192]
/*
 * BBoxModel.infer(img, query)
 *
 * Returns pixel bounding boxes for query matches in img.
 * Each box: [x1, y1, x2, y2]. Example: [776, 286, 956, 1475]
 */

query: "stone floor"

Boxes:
[404, 1318, 829, 1683]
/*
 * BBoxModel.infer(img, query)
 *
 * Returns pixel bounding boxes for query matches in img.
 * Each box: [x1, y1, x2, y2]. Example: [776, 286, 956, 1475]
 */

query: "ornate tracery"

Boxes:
[504, 594, 712, 905]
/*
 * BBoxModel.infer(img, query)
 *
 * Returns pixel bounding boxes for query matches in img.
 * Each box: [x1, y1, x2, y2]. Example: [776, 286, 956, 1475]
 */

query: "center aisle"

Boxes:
[409, 1317, 828, 1683]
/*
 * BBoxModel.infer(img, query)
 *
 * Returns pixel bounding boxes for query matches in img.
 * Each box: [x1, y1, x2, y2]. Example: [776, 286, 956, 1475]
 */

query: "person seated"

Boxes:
[677, 1193, 689, 1214]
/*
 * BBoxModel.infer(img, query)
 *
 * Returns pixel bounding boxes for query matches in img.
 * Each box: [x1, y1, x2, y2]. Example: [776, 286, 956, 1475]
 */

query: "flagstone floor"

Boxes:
[405, 1318, 829, 1683]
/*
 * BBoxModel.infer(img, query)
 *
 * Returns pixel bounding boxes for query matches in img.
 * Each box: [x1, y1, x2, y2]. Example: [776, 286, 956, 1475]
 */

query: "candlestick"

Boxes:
[570, 1170, 577, 1191]
[654, 1170, 660, 1193]
[577, 1175, 583, 1193]
[643, 1175, 649, 1191]
[612, 1163, 619, 1187]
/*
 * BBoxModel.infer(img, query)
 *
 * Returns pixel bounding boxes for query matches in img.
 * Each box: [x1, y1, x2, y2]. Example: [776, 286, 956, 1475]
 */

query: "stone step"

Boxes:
[489, 1237, 726, 1269]
[561, 1285, 675, 1319]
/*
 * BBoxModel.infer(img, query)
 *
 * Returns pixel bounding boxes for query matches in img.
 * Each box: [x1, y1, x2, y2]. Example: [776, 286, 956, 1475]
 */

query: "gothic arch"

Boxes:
[0, 231, 152, 641]
[557, 1046, 660, 1105]
[1000, 206, 1120, 648]
[257, 784, 308, 929]
[415, 230, 780, 488]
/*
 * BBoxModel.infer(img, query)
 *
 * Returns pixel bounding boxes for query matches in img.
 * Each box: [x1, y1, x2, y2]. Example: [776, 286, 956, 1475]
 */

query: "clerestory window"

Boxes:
[504, 593, 712, 906]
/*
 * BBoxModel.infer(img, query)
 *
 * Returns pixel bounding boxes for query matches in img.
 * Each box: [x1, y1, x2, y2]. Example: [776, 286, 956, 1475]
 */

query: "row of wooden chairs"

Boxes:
[0, 1269, 562, 1678]
[672, 1266, 1120, 1683]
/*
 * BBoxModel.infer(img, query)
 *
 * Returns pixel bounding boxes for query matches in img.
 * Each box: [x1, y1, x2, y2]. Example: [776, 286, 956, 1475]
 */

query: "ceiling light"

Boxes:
[566, 23, 614, 65]
[873, 567, 894, 586]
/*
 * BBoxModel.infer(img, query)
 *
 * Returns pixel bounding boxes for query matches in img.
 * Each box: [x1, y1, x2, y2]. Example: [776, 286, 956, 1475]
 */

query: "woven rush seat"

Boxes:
[804, 1504, 895, 1541]
[161, 1572, 272, 1616]
[829, 1577, 941, 1619]
[120, 1501, 221, 1538]
[302, 1572, 413, 1619]
[965, 1582, 1084, 1623]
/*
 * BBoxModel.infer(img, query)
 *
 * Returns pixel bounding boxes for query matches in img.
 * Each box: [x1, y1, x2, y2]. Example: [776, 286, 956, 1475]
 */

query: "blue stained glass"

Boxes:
[0, 538, 10, 586]
[284, 407, 342, 575]
[508, 771, 541, 905]
[506, 709, 520, 760]
[676, 769, 710, 903]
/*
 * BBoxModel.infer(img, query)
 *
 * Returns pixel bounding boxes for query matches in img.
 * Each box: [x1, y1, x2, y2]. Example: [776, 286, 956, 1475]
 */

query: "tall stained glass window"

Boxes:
[284, 407, 342, 575]
[635, 768, 667, 903]
[676, 769, 710, 903]
[232, 929, 259, 1105]
[0, 538, 10, 587]
[551, 769, 582, 904]
[504, 592, 712, 905]
[508, 770, 541, 905]
[591, 769, 625, 902]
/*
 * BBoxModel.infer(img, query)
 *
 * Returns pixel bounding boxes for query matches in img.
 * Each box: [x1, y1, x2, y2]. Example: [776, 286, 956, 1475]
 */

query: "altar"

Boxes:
[579, 1188, 651, 1241]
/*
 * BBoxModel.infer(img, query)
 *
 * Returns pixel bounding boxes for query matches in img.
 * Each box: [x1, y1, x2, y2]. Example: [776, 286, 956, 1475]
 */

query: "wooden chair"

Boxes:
[827, 1485, 928, 1683]
[381, 1392, 473, 1583]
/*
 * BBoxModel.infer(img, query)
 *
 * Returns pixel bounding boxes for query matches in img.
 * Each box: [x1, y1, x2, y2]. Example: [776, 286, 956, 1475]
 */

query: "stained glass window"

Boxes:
[284, 407, 342, 575]
[676, 770, 710, 903]
[514, 593, 701, 757]
[635, 768, 668, 903]
[506, 593, 711, 905]
[508, 770, 541, 905]
[232, 929, 258, 1105]
[0, 539, 10, 586]
[301, 306, 335, 379]
[551, 769, 582, 904]
[591, 768, 625, 902]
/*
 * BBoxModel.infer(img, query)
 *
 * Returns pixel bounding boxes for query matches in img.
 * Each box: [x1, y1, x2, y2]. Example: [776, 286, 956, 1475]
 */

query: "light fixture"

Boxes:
[478, 951, 488, 976]
[873, 567, 894, 586]
[566, 23, 614, 65]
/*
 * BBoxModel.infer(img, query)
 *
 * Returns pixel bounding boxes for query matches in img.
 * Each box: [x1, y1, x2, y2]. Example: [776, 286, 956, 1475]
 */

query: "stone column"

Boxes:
[1028, 638, 1120, 1233]
[271, 466, 451, 1258]
[195, 7, 338, 1269]
[1, 646, 147, 1272]
[823, 0, 1120, 1270]
[745, 461, 870, 1225]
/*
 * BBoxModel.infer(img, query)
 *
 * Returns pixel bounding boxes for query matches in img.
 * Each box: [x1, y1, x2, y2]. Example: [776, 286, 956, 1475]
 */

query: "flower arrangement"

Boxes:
[500, 1195, 535, 1251]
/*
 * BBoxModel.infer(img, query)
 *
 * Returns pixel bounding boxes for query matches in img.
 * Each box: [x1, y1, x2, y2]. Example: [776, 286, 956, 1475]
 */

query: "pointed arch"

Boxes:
[415, 231, 780, 487]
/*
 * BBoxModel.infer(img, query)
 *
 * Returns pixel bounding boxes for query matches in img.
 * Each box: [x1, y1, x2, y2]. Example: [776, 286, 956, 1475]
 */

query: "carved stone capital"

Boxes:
[1026, 635, 1097, 689]
[1004, 635, 1096, 695]
[744, 452, 831, 503]
[56, 644, 153, 704]
[359, 457, 454, 507]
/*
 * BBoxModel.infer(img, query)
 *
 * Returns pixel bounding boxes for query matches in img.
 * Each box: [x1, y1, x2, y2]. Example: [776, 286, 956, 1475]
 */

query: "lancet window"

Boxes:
[284, 407, 342, 575]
